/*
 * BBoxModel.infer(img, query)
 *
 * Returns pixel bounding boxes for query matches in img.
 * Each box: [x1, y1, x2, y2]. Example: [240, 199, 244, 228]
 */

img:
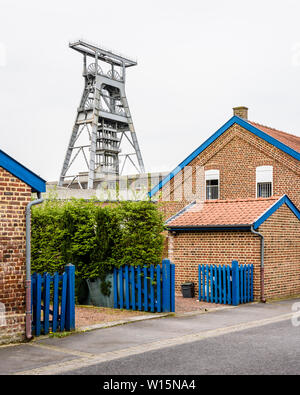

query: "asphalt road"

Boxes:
[1, 299, 299, 375]
[66, 318, 300, 375]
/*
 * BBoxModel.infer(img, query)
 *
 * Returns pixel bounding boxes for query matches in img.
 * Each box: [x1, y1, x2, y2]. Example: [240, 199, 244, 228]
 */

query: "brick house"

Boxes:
[0, 149, 45, 344]
[150, 107, 300, 301]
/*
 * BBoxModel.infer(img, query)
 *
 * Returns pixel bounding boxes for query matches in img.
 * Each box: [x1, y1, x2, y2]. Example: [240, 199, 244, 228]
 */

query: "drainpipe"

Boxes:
[25, 192, 44, 339]
[250, 226, 266, 303]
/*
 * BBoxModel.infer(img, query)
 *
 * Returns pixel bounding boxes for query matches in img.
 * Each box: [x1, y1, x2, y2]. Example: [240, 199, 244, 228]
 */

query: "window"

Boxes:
[205, 169, 219, 200]
[256, 166, 273, 198]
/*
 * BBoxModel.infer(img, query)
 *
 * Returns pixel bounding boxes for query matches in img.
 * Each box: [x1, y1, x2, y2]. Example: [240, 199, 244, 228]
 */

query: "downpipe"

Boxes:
[250, 226, 266, 303]
[25, 192, 44, 340]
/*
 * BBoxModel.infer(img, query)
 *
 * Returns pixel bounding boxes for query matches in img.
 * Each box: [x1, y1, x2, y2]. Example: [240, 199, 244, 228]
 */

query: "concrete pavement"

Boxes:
[0, 298, 299, 375]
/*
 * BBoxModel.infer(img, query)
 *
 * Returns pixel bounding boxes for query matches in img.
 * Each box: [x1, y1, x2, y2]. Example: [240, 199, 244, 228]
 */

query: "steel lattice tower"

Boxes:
[59, 40, 145, 189]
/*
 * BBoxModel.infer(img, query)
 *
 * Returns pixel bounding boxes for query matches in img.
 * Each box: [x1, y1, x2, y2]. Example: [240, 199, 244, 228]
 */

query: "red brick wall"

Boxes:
[169, 204, 300, 302]
[258, 204, 300, 299]
[155, 124, 300, 207]
[169, 231, 261, 300]
[155, 122, 300, 276]
[0, 167, 32, 344]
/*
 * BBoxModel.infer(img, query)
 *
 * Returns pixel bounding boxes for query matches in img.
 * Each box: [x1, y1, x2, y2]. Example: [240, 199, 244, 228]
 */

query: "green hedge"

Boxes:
[31, 199, 165, 281]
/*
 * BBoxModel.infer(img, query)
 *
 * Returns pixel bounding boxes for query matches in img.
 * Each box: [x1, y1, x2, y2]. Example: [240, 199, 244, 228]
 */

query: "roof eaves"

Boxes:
[0, 149, 46, 193]
[167, 224, 252, 232]
[253, 195, 300, 229]
[238, 117, 300, 161]
[149, 116, 238, 198]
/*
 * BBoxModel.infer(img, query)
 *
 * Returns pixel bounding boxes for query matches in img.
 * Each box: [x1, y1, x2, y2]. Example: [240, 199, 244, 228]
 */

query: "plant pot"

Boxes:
[181, 282, 195, 298]
[86, 274, 114, 308]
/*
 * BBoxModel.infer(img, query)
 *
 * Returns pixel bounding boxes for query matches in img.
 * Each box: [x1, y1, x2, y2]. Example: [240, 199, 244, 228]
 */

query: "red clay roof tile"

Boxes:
[249, 121, 300, 153]
[167, 197, 280, 228]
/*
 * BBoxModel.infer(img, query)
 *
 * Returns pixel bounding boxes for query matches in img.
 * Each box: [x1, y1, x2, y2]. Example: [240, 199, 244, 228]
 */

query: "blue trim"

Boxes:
[253, 195, 300, 229]
[149, 116, 300, 198]
[0, 149, 46, 193]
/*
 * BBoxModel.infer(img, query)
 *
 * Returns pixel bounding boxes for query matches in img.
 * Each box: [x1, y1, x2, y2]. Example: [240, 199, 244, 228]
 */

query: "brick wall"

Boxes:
[0, 167, 32, 344]
[155, 124, 300, 207]
[258, 204, 300, 299]
[155, 201, 190, 259]
[169, 231, 261, 299]
[168, 203, 300, 302]
[155, 122, 300, 274]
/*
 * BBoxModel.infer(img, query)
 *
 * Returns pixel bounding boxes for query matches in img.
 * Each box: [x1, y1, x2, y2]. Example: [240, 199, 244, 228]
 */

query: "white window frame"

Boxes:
[256, 166, 273, 198]
[205, 169, 220, 200]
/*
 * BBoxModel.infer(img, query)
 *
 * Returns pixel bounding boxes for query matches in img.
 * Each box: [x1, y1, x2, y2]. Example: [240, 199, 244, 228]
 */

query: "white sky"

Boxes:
[1, 0, 300, 181]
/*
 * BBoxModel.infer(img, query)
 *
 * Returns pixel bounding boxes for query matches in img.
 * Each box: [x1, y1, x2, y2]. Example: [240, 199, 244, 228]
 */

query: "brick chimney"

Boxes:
[233, 106, 248, 120]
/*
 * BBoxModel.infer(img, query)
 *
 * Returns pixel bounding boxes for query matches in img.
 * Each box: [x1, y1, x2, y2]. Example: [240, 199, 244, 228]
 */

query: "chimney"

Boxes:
[233, 106, 248, 120]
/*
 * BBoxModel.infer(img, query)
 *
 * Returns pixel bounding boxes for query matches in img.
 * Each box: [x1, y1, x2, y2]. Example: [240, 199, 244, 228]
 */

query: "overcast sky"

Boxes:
[1, 0, 300, 181]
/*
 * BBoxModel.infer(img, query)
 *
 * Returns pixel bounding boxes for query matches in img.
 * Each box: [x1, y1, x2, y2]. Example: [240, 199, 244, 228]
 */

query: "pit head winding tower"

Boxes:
[59, 40, 145, 189]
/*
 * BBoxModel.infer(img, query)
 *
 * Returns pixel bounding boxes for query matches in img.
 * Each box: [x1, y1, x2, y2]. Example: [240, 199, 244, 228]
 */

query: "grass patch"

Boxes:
[48, 331, 75, 339]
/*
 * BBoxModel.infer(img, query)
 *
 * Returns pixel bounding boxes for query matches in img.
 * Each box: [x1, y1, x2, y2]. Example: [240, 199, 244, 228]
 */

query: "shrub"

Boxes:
[31, 199, 165, 281]
[111, 201, 164, 267]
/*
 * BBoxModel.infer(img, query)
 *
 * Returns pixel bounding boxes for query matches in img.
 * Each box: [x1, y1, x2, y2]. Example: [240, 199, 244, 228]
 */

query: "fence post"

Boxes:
[65, 264, 75, 331]
[131, 266, 136, 311]
[60, 272, 67, 332]
[156, 265, 161, 312]
[43, 273, 50, 335]
[113, 268, 118, 308]
[170, 263, 175, 313]
[162, 259, 171, 312]
[250, 264, 254, 302]
[52, 272, 59, 333]
[232, 260, 240, 306]
[125, 265, 130, 310]
[35, 274, 41, 336]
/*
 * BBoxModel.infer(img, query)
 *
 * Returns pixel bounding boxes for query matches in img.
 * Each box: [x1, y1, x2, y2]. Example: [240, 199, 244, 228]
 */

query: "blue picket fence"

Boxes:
[113, 259, 175, 313]
[198, 260, 253, 306]
[31, 264, 75, 336]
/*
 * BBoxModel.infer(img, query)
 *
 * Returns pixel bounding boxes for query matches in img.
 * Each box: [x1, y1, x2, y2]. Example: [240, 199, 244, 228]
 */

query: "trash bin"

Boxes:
[181, 282, 195, 298]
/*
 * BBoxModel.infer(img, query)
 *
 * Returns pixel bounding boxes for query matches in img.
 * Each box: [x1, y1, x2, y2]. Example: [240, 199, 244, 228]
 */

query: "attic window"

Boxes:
[205, 169, 219, 200]
[256, 166, 273, 198]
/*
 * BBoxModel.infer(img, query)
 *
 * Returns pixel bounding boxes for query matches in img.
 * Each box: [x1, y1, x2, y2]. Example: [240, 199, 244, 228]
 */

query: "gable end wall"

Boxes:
[259, 203, 300, 299]
[0, 166, 32, 344]
[156, 124, 300, 212]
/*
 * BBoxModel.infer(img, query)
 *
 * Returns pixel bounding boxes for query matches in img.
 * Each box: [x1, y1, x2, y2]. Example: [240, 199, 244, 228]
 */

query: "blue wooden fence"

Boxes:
[113, 259, 175, 313]
[31, 264, 75, 336]
[198, 260, 253, 306]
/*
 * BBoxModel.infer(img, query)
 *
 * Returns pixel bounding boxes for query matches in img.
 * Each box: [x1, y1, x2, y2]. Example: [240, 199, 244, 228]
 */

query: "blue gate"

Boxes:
[113, 259, 175, 313]
[31, 264, 75, 336]
[198, 260, 253, 306]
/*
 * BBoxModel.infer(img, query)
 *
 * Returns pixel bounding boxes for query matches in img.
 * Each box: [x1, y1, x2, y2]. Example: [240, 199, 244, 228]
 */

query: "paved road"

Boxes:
[68, 318, 300, 375]
[1, 298, 299, 375]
